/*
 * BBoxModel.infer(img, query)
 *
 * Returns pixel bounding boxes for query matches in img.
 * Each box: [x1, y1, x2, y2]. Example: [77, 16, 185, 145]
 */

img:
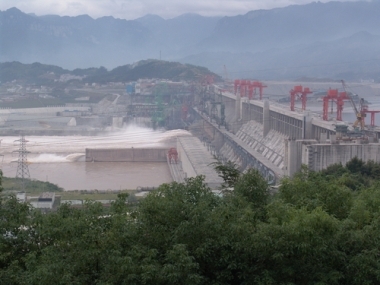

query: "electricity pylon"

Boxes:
[14, 135, 30, 191]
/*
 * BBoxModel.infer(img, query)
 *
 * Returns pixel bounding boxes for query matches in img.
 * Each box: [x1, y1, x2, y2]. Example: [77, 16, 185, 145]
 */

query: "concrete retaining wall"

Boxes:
[303, 143, 380, 172]
[177, 136, 223, 189]
[85, 148, 168, 162]
[177, 141, 197, 179]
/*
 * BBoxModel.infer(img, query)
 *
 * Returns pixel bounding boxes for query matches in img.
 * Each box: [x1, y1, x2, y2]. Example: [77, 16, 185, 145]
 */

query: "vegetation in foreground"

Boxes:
[1, 177, 135, 200]
[2, 177, 64, 193]
[1, 158, 380, 284]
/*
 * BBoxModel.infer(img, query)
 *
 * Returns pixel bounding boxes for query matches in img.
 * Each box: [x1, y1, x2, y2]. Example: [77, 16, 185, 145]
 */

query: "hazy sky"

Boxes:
[0, 0, 366, 20]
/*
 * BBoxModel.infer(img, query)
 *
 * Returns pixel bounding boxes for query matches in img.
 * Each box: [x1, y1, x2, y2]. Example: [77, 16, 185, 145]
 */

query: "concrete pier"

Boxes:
[85, 148, 168, 162]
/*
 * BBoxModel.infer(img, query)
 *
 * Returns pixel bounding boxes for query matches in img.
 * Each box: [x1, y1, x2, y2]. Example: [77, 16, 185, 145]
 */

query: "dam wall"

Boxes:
[85, 148, 168, 162]
[193, 110, 281, 184]
[302, 143, 380, 172]
[235, 120, 288, 170]
[199, 86, 379, 178]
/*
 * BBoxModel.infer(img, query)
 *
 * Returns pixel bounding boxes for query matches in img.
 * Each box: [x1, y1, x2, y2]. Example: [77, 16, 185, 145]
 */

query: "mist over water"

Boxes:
[0, 125, 191, 190]
[1, 124, 191, 162]
[27, 153, 85, 163]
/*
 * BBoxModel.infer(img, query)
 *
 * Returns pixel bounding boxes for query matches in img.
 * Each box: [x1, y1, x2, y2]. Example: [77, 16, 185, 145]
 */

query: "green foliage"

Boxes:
[279, 173, 353, 220]
[211, 160, 240, 189]
[0, 60, 220, 85]
[321, 158, 380, 190]
[2, 159, 380, 284]
[233, 168, 269, 218]
[2, 177, 63, 192]
[83, 60, 221, 84]
[0, 61, 68, 84]
[0, 170, 3, 193]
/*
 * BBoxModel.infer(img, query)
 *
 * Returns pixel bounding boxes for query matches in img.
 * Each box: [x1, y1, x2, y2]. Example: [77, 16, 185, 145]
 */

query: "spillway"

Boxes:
[0, 124, 192, 190]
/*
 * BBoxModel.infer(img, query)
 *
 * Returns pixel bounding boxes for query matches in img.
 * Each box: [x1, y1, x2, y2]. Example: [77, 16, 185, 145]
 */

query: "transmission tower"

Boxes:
[14, 135, 30, 190]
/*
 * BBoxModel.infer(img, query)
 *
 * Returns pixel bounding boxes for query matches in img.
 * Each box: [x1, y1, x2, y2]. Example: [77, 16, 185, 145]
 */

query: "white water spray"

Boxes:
[0, 125, 192, 163]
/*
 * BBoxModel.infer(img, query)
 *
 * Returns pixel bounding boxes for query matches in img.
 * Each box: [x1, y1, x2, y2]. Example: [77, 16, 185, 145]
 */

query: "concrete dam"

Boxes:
[190, 84, 380, 184]
[84, 82, 380, 187]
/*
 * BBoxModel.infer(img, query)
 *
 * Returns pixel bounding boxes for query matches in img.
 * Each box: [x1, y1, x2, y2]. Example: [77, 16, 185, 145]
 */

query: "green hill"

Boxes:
[0, 60, 220, 84]
[85, 60, 220, 83]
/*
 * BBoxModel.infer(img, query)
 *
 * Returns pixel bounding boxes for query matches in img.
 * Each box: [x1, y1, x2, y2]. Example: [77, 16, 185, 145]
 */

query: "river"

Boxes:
[0, 125, 191, 191]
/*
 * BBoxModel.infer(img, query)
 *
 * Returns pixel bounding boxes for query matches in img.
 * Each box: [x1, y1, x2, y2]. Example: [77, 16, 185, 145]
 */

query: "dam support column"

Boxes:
[235, 93, 241, 122]
[285, 138, 298, 177]
[232, 92, 242, 133]
[263, 100, 270, 137]
[303, 113, 313, 139]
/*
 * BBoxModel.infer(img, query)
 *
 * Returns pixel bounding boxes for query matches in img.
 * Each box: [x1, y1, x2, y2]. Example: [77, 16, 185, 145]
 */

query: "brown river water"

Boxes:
[0, 125, 191, 191]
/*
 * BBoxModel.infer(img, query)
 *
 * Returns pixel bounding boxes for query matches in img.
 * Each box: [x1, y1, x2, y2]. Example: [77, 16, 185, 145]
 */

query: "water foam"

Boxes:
[28, 153, 85, 163]
[1, 124, 193, 155]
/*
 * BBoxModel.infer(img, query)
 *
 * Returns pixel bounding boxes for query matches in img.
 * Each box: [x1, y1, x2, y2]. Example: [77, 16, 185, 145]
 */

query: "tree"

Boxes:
[2, 164, 380, 284]
[211, 160, 240, 189]
[232, 168, 269, 219]
[279, 169, 353, 220]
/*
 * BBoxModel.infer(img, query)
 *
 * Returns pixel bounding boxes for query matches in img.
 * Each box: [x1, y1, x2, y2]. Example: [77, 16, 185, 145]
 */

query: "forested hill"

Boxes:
[82, 60, 219, 83]
[0, 60, 219, 84]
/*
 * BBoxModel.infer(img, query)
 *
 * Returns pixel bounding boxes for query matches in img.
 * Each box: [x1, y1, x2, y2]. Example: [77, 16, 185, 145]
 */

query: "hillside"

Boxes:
[0, 60, 220, 84]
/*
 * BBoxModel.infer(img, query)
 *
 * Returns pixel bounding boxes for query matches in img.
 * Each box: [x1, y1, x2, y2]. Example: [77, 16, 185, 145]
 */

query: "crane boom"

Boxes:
[341, 80, 359, 115]
[341, 80, 365, 131]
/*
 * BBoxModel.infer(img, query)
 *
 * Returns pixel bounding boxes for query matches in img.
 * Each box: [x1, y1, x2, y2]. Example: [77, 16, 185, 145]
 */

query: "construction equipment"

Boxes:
[167, 148, 178, 164]
[234, 79, 267, 100]
[290, 85, 312, 111]
[341, 80, 366, 131]
[363, 110, 380, 127]
[322, 89, 350, 121]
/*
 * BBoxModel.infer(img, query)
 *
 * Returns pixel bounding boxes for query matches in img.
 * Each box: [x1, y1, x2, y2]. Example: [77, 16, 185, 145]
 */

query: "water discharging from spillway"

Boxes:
[0, 125, 192, 190]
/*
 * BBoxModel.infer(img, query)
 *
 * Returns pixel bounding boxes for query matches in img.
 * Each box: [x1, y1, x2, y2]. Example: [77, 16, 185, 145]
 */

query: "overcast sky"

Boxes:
[0, 0, 366, 20]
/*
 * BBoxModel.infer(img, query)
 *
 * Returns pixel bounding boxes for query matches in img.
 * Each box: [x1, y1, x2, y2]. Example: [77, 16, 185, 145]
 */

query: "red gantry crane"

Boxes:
[290, 85, 312, 111]
[364, 110, 380, 127]
[322, 88, 351, 122]
[234, 79, 267, 100]
[323, 81, 380, 130]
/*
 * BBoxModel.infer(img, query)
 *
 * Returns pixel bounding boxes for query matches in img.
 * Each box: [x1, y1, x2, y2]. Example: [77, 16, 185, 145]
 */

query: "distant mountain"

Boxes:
[199, 1, 380, 53]
[0, 8, 153, 69]
[0, 60, 220, 84]
[181, 31, 380, 81]
[1, 1, 380, 80]
[136, 13, 221, 57]
[0, 8, 219, 69]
